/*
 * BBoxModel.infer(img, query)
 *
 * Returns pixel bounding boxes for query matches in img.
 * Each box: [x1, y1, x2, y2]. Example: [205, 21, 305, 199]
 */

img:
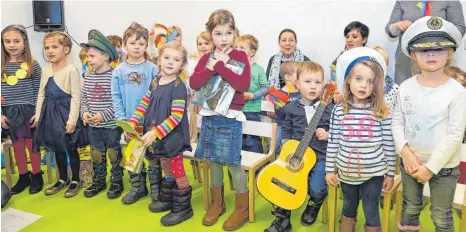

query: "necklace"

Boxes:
[1, 62, 29, 86]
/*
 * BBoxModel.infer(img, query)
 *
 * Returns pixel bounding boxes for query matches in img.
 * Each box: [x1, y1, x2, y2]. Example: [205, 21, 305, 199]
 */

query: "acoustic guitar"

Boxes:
[257, 84, 336, 210]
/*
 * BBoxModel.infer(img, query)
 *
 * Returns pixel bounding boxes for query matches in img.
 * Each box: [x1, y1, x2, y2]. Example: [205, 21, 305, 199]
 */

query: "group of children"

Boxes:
[1, 8, 466, 232]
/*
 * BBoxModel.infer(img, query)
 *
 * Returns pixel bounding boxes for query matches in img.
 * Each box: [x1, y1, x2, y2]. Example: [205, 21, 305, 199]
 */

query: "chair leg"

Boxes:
[191, 160, 198, 180]
[328, 185, 337, 232]
[381, 192, 392, 232]
[45, 151, 53, 184]
[394, 190, 403, 232]
[195, 161, 202, 184]
[461, 205, 466, 232]
[201, 161, 211, 210]
[248, 168, 255, 223]
[322, 198, 328, 224]
[4, 144, 13, 188]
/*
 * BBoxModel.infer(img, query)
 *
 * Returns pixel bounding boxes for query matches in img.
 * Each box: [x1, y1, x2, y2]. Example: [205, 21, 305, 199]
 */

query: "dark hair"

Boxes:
[278, 29, 297, 43]
[344, 21, 369, 46]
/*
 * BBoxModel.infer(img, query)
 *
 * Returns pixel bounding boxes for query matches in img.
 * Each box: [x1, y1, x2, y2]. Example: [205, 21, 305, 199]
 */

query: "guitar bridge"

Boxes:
[271, 177, 296, 194]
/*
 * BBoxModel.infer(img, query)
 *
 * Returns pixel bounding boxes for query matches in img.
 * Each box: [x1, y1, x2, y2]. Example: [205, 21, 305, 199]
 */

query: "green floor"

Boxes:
[1, 162, 460, 232]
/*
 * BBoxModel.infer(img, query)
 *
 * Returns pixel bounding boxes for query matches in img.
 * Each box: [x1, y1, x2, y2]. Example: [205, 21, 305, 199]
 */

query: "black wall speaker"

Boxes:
[33, 1, 65, 32]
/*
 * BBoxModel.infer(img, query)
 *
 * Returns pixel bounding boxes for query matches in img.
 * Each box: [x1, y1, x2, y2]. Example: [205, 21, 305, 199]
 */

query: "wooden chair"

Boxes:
[327, 155, 402, 232]
[183, 113, 278, 222]
[394, 144, 466, 232]
[2, 141, 55, 188]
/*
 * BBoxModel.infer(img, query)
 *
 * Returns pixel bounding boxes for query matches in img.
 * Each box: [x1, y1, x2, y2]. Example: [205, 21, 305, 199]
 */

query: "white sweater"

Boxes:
[391, 76, 466, 174]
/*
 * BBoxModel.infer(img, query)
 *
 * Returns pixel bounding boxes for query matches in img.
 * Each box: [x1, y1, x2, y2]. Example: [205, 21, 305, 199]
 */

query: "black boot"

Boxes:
[121, 171, 148, 204]
[301, 200, 323, 226]
[11, 172, 31, 194]
[84, 162, 107, 198]
[149, 179, 176, 212]
[161, 186, 193, 226]
[107, 160, 124, 199]
[264, 207, 292, 232]
[29, 171, 44, 194]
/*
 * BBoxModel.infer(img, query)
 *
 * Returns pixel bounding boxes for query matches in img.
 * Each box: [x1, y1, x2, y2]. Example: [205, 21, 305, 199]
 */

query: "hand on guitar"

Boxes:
[383, 176, 394, 191]
[326, 173, 338, 187]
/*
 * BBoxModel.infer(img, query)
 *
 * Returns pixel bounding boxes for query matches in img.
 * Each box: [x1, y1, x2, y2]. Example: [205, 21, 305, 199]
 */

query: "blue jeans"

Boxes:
[340, 176, 384, 227]
[242, 112, 263, 153]
[274, 125, 282, 158]
[308, 160, 327, 203]
[400, 161, 459, 232]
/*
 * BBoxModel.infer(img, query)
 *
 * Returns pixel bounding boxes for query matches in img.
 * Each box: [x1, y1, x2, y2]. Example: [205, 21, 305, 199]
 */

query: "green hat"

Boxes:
[80, 29, 118, 62]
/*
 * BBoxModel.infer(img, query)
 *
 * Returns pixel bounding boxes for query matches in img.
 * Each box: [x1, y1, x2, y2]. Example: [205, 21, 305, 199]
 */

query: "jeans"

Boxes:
[242, 112, 263, 153]
[340, 176, 384, 227]
[400, 161, 459, 232]
[274, 125, 283, 158]
[308, 160, 327, 203]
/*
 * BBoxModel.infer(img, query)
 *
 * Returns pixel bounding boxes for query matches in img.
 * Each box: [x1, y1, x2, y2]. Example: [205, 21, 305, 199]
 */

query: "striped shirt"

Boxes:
[81, 68, 116, 128]
[325, 103, 396, 185]
[1, 61, 41, 107]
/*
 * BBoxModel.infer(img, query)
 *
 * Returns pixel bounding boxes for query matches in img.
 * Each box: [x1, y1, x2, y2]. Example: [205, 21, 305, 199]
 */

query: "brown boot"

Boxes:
[364, 225, 381, 232]
[339, 215, 356, 232]
[202, 186, 226, 226]
[223, 191, 249, 231]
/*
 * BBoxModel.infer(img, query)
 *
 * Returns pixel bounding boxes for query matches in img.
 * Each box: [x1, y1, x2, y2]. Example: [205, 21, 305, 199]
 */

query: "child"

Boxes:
[445, 66, 466, 87]
[372, 46, 399, 114]
[265, 61, 335, 232]
[190, 9, 251, 230]
[266, 61, 300, 156]
[168, 26, 183, 45]
[34, 32, 83, 198]
[326, 47, 396, 231]
[107, 35, 126, 68]
[187, 31, 213, 77]
[128, 41, 192, 226]
[111, 22, 159, 204]
[392, 16, 466, 232]
[1, 25, 43, 194]
[80, 29, 124, 199]
[234, 34, 268, 153]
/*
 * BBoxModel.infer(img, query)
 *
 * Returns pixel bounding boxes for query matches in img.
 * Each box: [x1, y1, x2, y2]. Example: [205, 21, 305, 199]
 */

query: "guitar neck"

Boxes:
[295, 104, 326, 159]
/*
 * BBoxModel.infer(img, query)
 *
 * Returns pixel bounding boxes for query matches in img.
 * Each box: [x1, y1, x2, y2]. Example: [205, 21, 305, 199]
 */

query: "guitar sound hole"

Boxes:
[288, 157, 301, 169]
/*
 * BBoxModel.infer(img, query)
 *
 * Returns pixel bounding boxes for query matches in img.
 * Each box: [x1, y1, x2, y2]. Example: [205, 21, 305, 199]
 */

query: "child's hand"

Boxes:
[326, 173, 338, 187]
[91, 113, 104, 125]
[29, 115, 36, 128]
[141, 131, 157, 147]
[333, 93, 342, 104]
[412, 165, 433, 183]
[65, 124, 76, 134]
[316, 128, 329, 141]
[214, 46, 231, 64]
[401, 145, 420, 175]
[383, 176, 394, 191]
[243, 92, 254, 101]
[82, 112, 92, 125]
[1, 115, 9, 129]
[206, 58, 218, 71]
[124, 131, 133, 143]
[267, 112, 276, 119]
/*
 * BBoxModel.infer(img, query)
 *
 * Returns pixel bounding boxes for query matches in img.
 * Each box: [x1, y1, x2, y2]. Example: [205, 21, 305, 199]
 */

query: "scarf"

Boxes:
[268, 48, 305, 89]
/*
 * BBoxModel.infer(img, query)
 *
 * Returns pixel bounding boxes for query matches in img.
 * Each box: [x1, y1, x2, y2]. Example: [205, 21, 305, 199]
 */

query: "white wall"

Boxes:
[2, 0, 466, 81]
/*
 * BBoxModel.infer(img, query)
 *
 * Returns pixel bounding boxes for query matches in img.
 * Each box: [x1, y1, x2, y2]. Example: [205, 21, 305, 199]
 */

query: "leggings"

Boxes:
[210, 162, 247, 193]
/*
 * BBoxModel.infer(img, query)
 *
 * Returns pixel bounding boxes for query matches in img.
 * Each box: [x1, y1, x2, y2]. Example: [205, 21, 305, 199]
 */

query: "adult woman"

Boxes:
[385, 1, 465, 85]
[266, 29, 310, 89]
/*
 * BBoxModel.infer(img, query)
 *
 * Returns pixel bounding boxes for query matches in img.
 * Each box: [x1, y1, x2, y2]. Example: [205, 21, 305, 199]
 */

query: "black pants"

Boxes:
[55, 145, 80, 182]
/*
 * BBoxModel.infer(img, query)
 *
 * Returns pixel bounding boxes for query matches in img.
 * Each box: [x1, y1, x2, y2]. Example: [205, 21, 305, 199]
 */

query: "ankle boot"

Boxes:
[121, 171, 148, 204]
[29, 171, 44, 194]
[161, 186, 193, 226]
[11, 172, 31, 194]
[147, 166, 163, 211]
[364, 225, 381, 232]
[149, 178, 175, 213]
[107, 160, 124, 199]
[223, 191, 249, 231]
[301, 200, 323, 226]
[339, 215, 356, 232]
[264, 207, 292, 232]
[202, 186, 226, 226]
[84, 162, 107, 198]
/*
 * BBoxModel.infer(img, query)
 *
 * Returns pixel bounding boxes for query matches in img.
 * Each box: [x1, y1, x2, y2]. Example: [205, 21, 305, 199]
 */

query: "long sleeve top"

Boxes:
[1, 60, 41, 107]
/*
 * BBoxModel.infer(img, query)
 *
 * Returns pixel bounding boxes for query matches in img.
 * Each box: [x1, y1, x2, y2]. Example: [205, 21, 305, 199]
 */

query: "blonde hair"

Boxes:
[197, 31, 212, 45]
[234, 34, 259, 52]
[152, 41, 187, 89]
[296, 61, 324, 81]
[1, 24, 35, 77]
[79, 48, 87, 63]
[106, 35, 122, 47]
[122, 22, 150, 60]
[206, 9, 236, 33]
[168, 26, 182, 37]
[372, 46, 389, 65]
[342, 60, 388, 119]
[444, 65, 464, 78]
[279, 61, 298, 78]
[409, 48, 454, 76]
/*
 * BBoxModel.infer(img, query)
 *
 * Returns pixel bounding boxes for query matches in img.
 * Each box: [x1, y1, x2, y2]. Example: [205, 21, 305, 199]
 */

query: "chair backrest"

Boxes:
[261, 100, 275, 113]
[457, 144, 466, 184]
